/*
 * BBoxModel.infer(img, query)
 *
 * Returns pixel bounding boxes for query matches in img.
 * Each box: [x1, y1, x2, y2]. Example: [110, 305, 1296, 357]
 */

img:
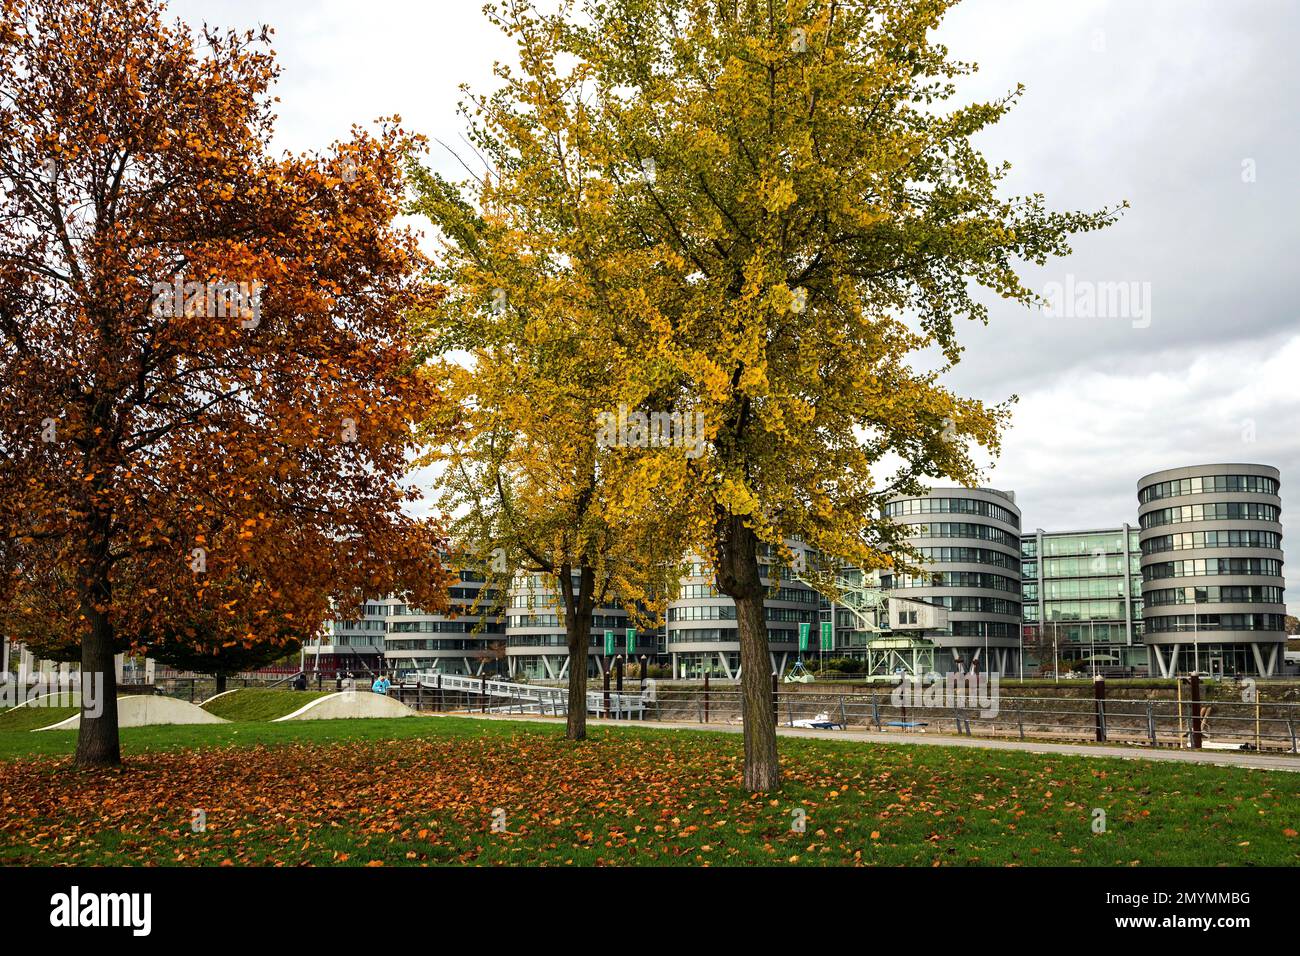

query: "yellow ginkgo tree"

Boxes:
[563, 0, 1123, 790]
[407, 5, 694, 740]
[417, 0, 1122, 785]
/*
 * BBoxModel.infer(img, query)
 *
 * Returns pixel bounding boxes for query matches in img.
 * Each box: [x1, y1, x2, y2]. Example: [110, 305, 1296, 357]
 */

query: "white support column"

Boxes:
[1249, 642, 1277, 678]
[1153, 643, 1178, 679]
[719, 652, 733, 680]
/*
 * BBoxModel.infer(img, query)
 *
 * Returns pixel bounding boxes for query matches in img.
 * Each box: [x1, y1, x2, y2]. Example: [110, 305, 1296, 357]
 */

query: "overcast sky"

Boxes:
[169, 0, 1300, 610]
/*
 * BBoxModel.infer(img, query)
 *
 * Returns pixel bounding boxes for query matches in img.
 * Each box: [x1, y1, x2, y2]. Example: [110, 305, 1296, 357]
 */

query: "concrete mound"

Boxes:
[272, 691, 418, 722]
[35, 695, 230, 731]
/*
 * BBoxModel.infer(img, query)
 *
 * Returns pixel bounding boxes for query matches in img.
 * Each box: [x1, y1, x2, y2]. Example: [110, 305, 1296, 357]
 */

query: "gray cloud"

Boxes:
[169, 1, 1299, 611]
[931, 0, 1300, 611]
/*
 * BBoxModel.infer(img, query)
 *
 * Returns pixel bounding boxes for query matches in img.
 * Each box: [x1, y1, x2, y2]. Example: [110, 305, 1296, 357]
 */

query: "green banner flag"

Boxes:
[604, 630, 615, 656]
[798, 621, 810, 652]
[626, 628, 636, 655]
[820, 620, 832, 650]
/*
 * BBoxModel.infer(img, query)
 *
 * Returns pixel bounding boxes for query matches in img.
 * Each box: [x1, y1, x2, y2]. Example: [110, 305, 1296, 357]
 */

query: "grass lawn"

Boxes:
[0, 715, 1296, 867]
[0, 705, 79, 732]
[201, 689, 331, 721]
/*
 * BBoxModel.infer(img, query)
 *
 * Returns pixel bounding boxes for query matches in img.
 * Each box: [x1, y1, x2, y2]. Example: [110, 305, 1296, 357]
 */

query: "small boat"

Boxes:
[792, 711, 843, 730]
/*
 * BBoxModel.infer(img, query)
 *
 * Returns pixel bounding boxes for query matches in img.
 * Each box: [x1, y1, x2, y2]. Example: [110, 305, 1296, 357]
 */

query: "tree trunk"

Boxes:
[559, 563, 595, 741]
[715, 512, 780, 791]
[214, 672, 228, 694]
[74, 539, 120, 769]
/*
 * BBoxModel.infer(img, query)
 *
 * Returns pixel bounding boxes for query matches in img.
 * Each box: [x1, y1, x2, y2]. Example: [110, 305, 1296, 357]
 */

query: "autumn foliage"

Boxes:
[0, 0, 448, 766]
[1, 720, 1296, 866]
[408, 0, 1121, 790]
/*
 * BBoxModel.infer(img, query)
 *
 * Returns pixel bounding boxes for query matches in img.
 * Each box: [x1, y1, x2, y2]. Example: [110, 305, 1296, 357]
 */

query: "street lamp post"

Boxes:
[1052, 622, 1059, 684]
[1018, 626, 1024, 682]
[1090, 620, 1097, 679]
[1193, 607, 1200, 676]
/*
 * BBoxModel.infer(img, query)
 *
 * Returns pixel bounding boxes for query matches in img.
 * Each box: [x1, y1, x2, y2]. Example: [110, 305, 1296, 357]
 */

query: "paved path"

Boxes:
[446, 712, 1300, 773]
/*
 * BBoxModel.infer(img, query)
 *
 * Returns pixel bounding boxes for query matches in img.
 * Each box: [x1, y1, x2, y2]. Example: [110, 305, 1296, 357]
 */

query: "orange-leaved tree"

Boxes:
[0, 0, 449, 767]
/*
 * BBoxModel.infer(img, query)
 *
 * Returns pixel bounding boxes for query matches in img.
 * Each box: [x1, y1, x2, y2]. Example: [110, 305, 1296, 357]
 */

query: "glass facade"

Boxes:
[320, 567, 506, 678]
[1020, 527, 1145, 674]
[886, 488, 1023, 672]
[1137, 464, 1285, 677]
[1138, 473, 1279, 503]
[884, 496, 1021, 528]
[504, 572, 659, 679]
[664, 543, 818, 679]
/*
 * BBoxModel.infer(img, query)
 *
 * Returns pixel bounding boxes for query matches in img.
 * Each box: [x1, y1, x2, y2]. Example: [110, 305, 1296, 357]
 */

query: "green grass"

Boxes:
[0, 705, 78, 732]
[0, 710, 433, 760]
[1, 715, 1297, 866]
[200, 688, 331, 722]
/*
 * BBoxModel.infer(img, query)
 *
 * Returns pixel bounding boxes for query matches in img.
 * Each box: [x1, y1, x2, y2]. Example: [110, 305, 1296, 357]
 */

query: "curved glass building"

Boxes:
[666, 544, 819, 679]
[1137, 464, 1286, 677]
[382, 568, 506, 676]
[505, 572, 657, 679]
[318, 566, 506, 678]
[884, 487, 1023, 673]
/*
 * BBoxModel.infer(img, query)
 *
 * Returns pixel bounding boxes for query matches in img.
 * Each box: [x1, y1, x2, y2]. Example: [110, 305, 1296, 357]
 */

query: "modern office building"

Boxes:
[313, 598, 391, 676]
[505, 571, 659, 679]
[383, 567, 506, 675]
[1020, 527, 1145, 675]
[666, 543, 819, 679]
[1137, 464, 1286, 677]
[883, 487, 1023, 673]
[315, 567, 506, 678]
[322, 464, 1288, 681]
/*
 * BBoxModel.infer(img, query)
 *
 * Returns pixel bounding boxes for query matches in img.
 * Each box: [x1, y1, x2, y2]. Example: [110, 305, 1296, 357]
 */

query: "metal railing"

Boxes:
[638, 685, 1300, 754]
[393, 672, 646, 719]
[383, 672, 1300, 753]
